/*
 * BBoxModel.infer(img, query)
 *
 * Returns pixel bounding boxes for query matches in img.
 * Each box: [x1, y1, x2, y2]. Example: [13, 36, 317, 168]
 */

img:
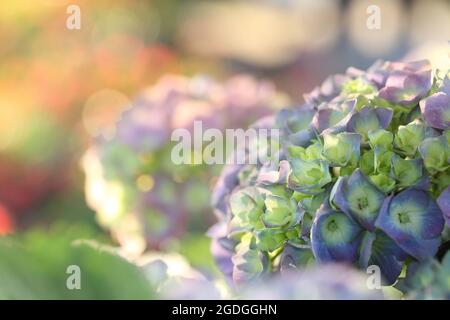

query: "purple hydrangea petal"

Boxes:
[375, 188, 445, 260]
[332, 169, 385, 231]
[304, 74, 348, 105]
[279, 244, 315, 274]
[378, 60, 432, 106]
[313, 98, 356, 132]
[437, 186, 450, 226]
[276, 108, 316, 147]
[311, 204, 363, 263]
[256, 160, 290, 186]
[441, 75, 450, 96]
[359, 231, 407, 285]
[211, 237, 235, 278]
[420, 92, 450, 130]
[312, 109, 336, 133]
[211, 164, 244, 218]
[366, 60, 389, 88]
[208, 222, 236, 282]
[276, 108, 314, 134]
[346, 107, 393, 140]
[374, 107, 395, 128]
[231, 243, 269, 285]
[287, 128, 316, 148]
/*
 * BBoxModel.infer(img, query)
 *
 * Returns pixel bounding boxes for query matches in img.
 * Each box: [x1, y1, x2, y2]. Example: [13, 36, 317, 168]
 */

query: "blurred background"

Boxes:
[0, 0, 449, 278]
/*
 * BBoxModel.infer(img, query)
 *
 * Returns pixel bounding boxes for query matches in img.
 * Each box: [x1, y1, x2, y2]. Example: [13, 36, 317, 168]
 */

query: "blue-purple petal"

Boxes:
[437, 186, 450, 226]
[346, 107, 393, 140]
[377, 60, 432, 106]
[311, 204, 363, 263]
[420, 92, 450, 130]
[375, 188, 445, 260]
[279, 244, 315, 274]
[358, 231, 407, 285]
[211, 164, 244, 218]
[332, 169, 385, 231]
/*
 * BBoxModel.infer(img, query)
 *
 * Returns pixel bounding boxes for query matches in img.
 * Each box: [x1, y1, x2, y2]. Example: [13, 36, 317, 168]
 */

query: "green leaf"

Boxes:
[0, 231, 155, 299]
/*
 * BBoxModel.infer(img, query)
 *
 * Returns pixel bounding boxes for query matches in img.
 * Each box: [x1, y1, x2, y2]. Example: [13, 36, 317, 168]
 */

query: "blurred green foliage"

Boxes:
[178, 233, 219, 276]
[0, 227, 155, 299]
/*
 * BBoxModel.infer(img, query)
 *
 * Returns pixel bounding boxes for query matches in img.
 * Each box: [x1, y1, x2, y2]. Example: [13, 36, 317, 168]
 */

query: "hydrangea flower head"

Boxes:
[210, 60, 449, 290]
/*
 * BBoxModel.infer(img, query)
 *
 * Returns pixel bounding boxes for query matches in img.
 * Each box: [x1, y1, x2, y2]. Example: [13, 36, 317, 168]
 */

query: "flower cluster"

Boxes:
[83, 74, 286, 253]
[210, 60, 450, 289]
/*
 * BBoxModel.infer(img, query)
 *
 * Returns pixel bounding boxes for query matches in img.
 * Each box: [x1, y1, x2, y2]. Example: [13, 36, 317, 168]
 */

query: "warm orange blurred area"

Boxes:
[0, 0, 179, 121]
[0, 0, 183, 226]
[0, 204, 14, 235]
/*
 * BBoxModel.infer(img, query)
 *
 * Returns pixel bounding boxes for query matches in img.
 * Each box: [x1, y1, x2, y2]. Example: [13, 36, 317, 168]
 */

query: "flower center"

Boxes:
[397, 212, 411, 224]
[327, 219, 338, 232]
[357, 197, 369, 211]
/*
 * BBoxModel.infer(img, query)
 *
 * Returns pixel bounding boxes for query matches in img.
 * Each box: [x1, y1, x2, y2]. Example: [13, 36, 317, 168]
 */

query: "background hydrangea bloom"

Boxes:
[83, 74, 287, 254]
[239, 264, 383, 300]
[210, 60, 449, 293]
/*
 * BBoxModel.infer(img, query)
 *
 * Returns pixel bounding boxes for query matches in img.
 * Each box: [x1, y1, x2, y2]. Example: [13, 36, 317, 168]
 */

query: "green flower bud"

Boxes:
[369, 173, 396, 193]
[263, 195, 297, 227]
[360, 149, 375, 175]
[287, 145, 307, 160]
[230, 187, 264, 227]
[298, 191, 327, 215]
[322, 132, 361, 167]
[255, 228, 287, 252]
[342, 78, 377, 96]
[394, 120, 425, 157]
[374, 146, 394, 174]
[284, 227, 301, 241]
[232, 233, 267, 283]
[419, 135, 450, 174]
[368, 129, 394, 150]
[288, 158, 332, 194]
[259, 184, 293, 199]
[434, 170, 450, 196]
[288, 140, 324, 161]
[390, 155, 423, 187]
[305, 141, 325, 160]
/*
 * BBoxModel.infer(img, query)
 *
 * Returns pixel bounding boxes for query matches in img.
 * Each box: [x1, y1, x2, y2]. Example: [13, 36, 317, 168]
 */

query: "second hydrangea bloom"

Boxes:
[83, 74, 286, 253]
